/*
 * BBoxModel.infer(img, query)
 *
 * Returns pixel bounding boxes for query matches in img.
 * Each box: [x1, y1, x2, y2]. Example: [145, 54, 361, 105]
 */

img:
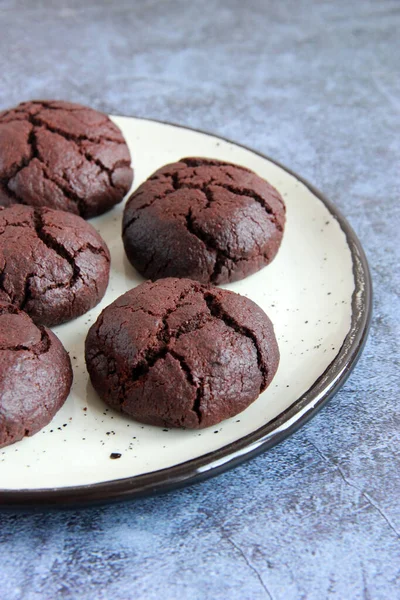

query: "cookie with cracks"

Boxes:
[85, 278, 280, 429]
[0, 204, 110, 327]
[0, 100, 133, 218]
[122, 157, 285, 284]
[0, 301, 72, 448]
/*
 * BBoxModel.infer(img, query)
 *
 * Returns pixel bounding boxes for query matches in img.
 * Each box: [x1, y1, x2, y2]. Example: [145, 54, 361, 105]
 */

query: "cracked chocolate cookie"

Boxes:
[85, 278, 279, 429]
[122, 157, 285, 284]
[0, 205, 110, 327]
[0, 302, 72, 448]
[0, 100, 133, 218]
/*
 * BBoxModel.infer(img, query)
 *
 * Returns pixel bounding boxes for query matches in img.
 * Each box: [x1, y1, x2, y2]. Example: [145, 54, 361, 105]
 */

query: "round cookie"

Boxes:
[0, 205, 110, 327]
[0, 302, 72, 448]
[122, 157, 285, 284]
[0, 100, 133, 218]
[85, 278, 280, 429]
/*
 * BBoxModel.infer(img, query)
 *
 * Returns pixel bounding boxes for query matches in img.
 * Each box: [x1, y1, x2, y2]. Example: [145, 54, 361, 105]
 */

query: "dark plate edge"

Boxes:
[0, 116, 373, 508]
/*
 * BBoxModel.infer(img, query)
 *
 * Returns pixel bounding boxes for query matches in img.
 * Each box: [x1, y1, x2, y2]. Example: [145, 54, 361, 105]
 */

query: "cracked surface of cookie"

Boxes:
[0, 204, 111, 326]
[0, 301, 72, 448]
[0, 100, 133, 218]
[85, 278, 280, 429]
[122, 157, 285, 284]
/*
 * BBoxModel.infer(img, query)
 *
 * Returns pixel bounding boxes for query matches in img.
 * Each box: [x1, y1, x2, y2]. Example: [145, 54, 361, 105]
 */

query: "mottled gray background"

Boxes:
[0, 0, 399, 598]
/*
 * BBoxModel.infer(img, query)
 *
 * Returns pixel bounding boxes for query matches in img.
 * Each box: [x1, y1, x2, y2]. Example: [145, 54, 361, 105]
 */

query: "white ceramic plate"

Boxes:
[0, 117, 371, 506]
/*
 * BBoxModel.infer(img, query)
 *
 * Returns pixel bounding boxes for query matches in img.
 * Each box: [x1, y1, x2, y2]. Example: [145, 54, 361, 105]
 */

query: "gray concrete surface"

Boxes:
[0, 1, 399, 598]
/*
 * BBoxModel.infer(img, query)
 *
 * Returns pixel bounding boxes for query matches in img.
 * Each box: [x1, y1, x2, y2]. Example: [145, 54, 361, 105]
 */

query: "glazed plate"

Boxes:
[0, 117, 372, 506]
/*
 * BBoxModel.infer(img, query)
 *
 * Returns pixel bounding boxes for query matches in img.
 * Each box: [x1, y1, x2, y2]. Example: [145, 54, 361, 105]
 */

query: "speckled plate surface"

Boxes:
[0, 117, 371, 506]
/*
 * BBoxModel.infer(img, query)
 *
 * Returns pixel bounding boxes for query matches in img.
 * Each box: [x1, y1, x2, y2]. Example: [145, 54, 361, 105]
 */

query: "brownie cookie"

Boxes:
[0, 205, 110, 327]
[85, 278, 279, 429]
[0, 302, 72, 448]
[122, 157, 285, 284]
[0, 100, 133, 218]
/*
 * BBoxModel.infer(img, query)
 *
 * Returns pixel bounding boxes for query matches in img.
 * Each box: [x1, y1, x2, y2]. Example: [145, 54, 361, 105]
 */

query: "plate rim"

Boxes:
[0, 115, 372, 508]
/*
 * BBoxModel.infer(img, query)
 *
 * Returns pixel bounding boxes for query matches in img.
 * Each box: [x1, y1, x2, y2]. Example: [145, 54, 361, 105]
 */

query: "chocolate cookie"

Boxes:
[0, 100, 133, 218]
[0, 302, 72, 448]
[85, 278, 279, 429]
[122, 157, 285, 284]
[0, 205, 110, 327]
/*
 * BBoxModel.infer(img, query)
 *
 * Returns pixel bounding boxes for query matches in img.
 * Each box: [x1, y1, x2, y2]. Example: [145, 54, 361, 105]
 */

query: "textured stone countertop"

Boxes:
[0, 1, 399, 598]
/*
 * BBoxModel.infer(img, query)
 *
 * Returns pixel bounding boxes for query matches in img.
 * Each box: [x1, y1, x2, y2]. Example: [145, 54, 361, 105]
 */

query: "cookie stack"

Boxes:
[0, 99, 285, 447]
